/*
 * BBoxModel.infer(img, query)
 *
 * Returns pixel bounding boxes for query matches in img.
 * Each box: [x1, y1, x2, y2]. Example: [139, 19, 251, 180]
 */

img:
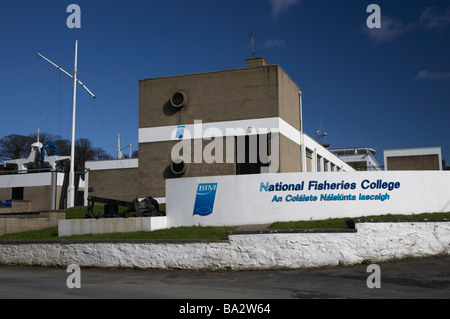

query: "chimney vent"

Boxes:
[246, 57, 269, 68]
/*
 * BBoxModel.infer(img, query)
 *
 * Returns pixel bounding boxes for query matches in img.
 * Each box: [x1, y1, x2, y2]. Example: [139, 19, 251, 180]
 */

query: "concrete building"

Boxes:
[384, 147, 443, 171]
[85, 58, 354, 203]
[330, 147, 382, 171]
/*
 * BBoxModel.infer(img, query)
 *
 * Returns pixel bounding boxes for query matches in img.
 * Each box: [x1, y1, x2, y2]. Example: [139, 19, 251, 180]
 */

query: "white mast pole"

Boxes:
[37, 40, 96, 209]
[68, 40, 78, 208]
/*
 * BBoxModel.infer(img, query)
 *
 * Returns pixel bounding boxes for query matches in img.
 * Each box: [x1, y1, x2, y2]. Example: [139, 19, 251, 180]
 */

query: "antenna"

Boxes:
[316, 129, 330, 148]
[118, 134, 124, 159]
[249, 29, 255, 58]
[118, 133, 133, 159]
[247, 27, 265, 58]
[316, 129, 327, 143]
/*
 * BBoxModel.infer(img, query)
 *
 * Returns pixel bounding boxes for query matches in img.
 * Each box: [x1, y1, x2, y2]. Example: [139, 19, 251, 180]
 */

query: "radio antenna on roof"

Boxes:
[247, 27, 264, 58]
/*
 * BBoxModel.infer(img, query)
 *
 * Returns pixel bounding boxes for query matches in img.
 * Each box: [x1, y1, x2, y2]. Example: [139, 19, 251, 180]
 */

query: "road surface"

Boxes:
[0, 255, 449, 301]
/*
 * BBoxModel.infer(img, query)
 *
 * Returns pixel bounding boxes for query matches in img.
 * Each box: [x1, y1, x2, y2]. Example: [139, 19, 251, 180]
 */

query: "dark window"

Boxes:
[236, 134, 270, 175]
[12, 187, 24, 200]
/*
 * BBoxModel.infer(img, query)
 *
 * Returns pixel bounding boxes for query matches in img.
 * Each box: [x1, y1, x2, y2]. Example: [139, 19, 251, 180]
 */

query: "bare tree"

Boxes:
[0, 134, 34, 162]
[0, 133, 112, 172]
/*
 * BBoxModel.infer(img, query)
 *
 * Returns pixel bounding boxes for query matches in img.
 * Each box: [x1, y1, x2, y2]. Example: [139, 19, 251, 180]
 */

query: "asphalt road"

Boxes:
[0, 256, 449, 301]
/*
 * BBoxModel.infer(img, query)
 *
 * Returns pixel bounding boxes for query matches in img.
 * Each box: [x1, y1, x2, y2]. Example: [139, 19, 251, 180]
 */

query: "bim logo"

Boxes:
[193, 183, 218, 216]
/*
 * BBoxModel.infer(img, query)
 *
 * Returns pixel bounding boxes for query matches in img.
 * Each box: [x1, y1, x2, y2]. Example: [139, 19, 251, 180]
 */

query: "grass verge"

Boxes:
[0, 224, 235, 241]
[0, 209, 449, 240]
[270, 212, 450, 230]
[0, 206, 234, 240]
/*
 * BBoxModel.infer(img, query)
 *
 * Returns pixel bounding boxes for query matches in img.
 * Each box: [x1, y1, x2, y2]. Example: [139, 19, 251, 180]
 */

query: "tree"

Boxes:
[0, 133, 112, 172]
[75, 138, 112, 172]
[0, 134, 34, 162]
[0, 132, 68, 163]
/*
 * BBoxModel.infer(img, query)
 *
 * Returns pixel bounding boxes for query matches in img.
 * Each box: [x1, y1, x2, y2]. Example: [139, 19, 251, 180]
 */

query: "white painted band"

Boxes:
[138, 117, 284, 143]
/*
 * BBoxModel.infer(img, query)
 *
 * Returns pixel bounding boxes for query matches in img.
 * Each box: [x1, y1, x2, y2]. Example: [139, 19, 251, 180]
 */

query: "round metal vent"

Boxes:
[170, 158, 190, 175]
[170, 91, 188, 108]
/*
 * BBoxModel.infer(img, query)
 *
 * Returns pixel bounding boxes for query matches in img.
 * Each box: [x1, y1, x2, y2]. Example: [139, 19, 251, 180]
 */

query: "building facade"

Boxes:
[86, 58, 354, 203]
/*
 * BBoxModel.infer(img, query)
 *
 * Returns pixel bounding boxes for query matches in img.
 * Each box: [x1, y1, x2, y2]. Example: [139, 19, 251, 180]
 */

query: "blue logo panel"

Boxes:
[176, 126, 185, 139]
[193, 183, 218, 216]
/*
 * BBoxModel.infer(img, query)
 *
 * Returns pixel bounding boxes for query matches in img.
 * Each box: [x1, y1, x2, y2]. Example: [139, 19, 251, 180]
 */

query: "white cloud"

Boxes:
[269, 0, 301, 20]
[420, 7, 450, 29]
[263, 39, 286, 49]
[364, 6, 450, 43]
[414, 70, 450, 81]
[364, 16, 416, 43]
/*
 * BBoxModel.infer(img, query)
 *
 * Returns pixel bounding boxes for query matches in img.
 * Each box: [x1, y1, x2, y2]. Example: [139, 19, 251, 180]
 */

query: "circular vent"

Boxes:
[170, 91, 188, 108]
[170, 158, 190, 175]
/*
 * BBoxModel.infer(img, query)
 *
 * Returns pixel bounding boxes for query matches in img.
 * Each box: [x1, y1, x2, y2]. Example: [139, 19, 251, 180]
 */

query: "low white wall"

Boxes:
[58, 217, 167, 237]
[166, 171, 450, 228]
[0, 172, 65, 188]
[1, 221, 449, 270]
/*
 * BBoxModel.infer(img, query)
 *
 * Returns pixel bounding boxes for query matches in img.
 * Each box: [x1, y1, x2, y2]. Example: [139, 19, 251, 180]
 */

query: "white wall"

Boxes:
[0, 172, 66, 188]
[166, 171, 450, 228]
[58, 217, 167, 237]
[1, 221, 449, 270]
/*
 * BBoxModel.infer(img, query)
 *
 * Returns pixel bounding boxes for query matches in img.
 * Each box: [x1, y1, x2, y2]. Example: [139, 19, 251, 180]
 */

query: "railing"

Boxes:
[0, 168, 67, 175]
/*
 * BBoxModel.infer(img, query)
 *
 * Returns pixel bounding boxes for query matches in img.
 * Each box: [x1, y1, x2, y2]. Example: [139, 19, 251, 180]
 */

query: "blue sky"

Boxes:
[1, 0, 449, 165]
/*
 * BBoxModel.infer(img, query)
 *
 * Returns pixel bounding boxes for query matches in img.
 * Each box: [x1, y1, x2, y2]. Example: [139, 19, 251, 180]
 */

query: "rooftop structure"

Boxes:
[384, 147, 443, 171]
[330, 147, 382, 171]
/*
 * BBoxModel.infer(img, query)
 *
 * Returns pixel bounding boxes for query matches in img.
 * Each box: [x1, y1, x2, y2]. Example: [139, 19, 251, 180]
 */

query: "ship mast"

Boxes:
[38, 40, 96, 208]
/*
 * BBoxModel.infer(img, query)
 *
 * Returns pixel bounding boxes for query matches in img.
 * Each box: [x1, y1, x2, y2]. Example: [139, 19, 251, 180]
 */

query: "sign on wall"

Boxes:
[166, 171, 450, 228]
[193, 183, 218, 216]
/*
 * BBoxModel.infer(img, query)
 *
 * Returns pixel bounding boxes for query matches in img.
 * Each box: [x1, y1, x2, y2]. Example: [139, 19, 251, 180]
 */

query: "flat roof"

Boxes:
[138, 60, 301, 90]
[384, 146, 442, 156]
[330, 147, 377, 155]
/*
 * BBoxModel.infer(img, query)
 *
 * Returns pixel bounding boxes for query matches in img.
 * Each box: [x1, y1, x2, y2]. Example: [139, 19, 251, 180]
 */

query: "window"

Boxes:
[236, 134, 270, 175]
[12, 187, 24, 200]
